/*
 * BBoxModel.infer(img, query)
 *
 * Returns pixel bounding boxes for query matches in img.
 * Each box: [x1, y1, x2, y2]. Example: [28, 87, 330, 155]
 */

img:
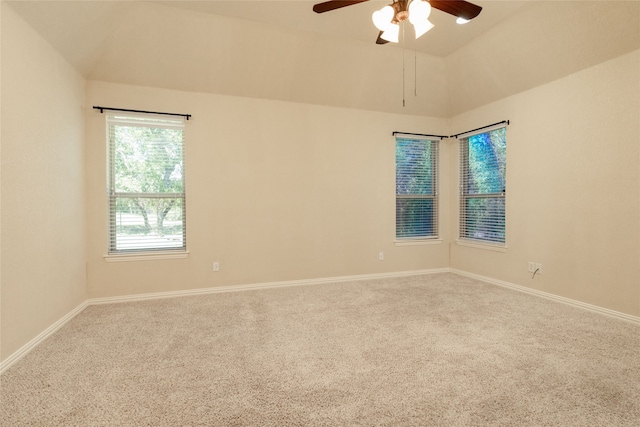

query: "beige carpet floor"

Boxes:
[1, 273, 639, 426]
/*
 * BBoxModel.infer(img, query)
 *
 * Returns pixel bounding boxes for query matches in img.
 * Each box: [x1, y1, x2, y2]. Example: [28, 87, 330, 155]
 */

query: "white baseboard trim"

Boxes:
[1, 269, 447, 372]
[88, 268, 450, 305]
[451, 269, 640, 326]
[5, 267, 634, 374]
[0, 300, 89, 375]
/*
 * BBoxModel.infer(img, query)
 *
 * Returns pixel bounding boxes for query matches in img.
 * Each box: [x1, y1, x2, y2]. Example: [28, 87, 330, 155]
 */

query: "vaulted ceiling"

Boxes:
[6, 1, 640, 117]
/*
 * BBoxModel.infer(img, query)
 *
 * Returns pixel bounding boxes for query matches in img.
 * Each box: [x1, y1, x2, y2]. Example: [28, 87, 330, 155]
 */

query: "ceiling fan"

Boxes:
[313, 0, 482, 44]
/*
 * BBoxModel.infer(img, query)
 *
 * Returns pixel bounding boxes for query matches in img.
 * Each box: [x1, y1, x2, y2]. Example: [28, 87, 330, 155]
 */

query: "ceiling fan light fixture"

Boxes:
[408, 0, 431, 25]
[413, 19, 434, 39]
[314, 0, 482, 44]
[380, 23, 400, 43]
[372, 5, 395, 32]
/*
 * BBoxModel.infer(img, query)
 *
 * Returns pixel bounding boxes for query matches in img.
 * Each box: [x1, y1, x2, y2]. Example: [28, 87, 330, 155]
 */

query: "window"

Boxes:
[396, 137, 439, 240]
[107, 115, 186, 253]
[459, 127, 506, 244]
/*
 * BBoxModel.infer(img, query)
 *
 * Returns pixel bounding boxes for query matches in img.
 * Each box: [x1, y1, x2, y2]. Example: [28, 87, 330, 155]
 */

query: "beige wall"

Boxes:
[85, 82, 450, 299]
[1, 4, 87, 360]
[449, 50, 640, 317]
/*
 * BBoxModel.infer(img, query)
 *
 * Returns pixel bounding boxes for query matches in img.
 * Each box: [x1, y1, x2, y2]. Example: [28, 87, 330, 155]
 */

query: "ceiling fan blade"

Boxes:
[429, 0, 482, 20]
[313, 0, 369, 14]
[376, 31, 389, 45]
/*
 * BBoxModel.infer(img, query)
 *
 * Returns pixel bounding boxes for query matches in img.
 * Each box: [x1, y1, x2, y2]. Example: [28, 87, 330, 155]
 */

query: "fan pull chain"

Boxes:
[414, 45, 417, 97]
[402, 23, 406, 107]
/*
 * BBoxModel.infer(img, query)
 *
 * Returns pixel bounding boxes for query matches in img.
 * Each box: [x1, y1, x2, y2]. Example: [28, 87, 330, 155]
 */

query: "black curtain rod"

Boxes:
[392, 121, 509, 140]
[93, 106, 191, 120]
[392, 131, 448, 140]
[450, 120, 509, 139]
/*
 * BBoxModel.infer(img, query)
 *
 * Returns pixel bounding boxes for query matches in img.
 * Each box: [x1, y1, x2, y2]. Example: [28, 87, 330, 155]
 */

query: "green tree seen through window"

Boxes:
[108, 116, 186, 252]
[460, 127, 506, 243]
[396, 138, 438, 239]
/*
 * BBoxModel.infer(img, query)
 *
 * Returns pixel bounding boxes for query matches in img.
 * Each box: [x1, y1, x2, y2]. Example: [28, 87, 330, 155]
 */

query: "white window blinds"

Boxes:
[396, 137, 439, 239]
[107, 115, 186, 253]
[459, 126, 506, 244]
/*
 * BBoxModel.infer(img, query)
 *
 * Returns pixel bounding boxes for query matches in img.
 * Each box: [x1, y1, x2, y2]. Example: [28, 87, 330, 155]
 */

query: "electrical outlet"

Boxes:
[213, 262, 220, 272]
[535, 263, 542, 274]
[528, 262, 535, 273]
[378, 252, 384, 261]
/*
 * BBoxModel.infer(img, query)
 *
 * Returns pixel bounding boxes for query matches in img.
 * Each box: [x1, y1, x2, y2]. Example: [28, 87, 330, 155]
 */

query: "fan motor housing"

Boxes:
[392, 1, 410, 23]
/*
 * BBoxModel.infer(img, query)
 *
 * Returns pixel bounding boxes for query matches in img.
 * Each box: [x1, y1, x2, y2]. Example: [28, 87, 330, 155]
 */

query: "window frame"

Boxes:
[395, 137, 439, 242]
[106, 114, 187, 257]
[458, 126, 507, 247]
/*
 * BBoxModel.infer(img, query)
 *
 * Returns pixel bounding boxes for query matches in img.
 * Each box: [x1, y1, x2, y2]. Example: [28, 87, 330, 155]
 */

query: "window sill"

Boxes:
[395, 239, 442, 247]
[104, 251, 190, 262]
[455, 240, 507, 252]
